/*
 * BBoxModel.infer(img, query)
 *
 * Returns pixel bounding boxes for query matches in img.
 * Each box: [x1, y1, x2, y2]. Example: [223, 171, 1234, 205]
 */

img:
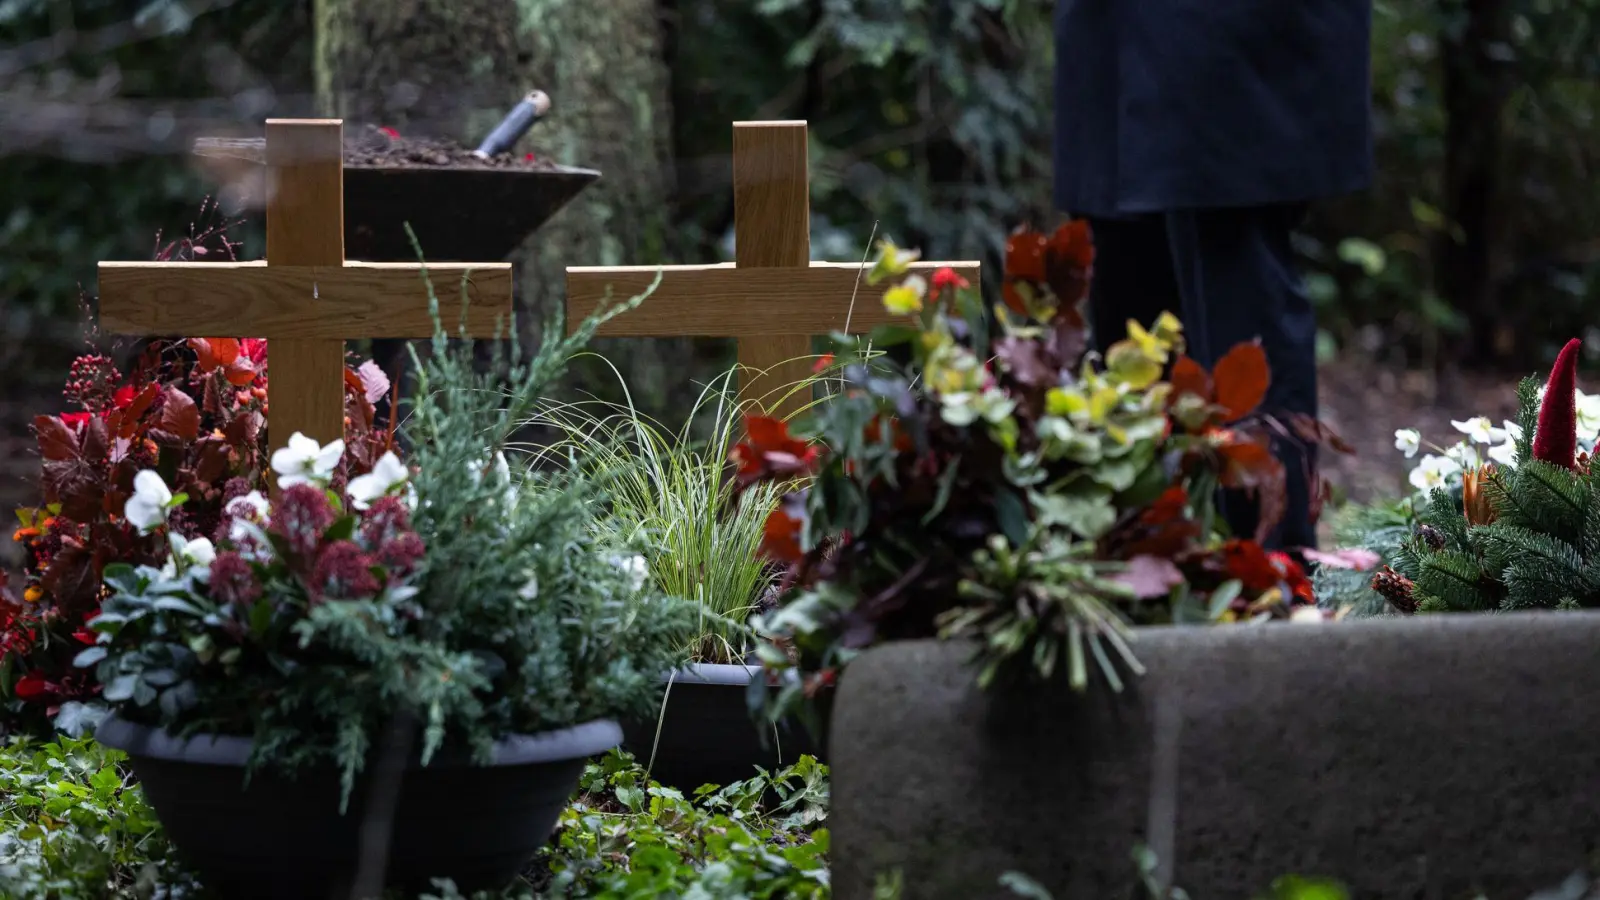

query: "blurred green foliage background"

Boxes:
[1, 0, 1597, 387]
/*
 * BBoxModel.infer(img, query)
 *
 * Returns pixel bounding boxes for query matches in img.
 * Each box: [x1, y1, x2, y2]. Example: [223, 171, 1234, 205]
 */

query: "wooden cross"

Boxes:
[566, 120, 981, 421]
[96, 119, 513, 450]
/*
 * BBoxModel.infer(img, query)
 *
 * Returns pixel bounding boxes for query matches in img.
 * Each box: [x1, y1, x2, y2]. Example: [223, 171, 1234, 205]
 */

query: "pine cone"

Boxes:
[1416, 523, 1446, 552]
[1370, 565, 1417, 614]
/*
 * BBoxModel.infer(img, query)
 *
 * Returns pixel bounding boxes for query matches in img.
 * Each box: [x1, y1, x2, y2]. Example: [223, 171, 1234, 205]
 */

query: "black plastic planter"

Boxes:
[98, 715, 620, 899]
[621, 663, 826, 793]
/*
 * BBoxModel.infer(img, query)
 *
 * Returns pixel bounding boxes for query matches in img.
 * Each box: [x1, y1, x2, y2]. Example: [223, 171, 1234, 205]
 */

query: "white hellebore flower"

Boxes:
[1578, 391, 1600, 437]
[1488, 440, 1519, 467]
[1393, 428, 1421, 459]
[224, 490, 271, 529]
[159, 535, 216, 580]
[124, 470, 173, 533]
[271, 432, 345, 489]
[347, 451, 409, 510]
[1409, 453, 1462, 493]
[1444, 441, 1480, 469]
[1451, 416, 1505, 445]
[180, 536, 216, 567]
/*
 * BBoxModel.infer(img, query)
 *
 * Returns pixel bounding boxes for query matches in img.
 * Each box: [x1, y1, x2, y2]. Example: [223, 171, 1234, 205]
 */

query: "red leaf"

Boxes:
[224, 359, 258, 387]
[1211, 342, 1270, 422]
[1111, 554, 1186, 599]
[33, 416, 77, 461]
[1216, 439, 1278, 488]
[1301, 547, 1381, 571]
[760, 498, 806, 564]
[159, 386, 200, 441]
[355, 360, 391, 405]
[1169, 356, 1212, 403]
[209, 338, 241, 367]
[115, 383, 160, 438]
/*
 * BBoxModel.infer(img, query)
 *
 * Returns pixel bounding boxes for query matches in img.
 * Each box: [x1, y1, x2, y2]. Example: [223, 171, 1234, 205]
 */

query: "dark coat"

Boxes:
[1054, 0, 1374, 217]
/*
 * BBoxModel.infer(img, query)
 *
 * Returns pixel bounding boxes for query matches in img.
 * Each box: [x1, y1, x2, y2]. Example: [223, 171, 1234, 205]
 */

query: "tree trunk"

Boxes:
[314, 0, 695, 419]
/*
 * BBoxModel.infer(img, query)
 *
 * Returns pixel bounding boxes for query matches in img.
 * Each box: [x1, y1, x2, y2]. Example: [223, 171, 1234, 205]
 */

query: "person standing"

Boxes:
[1054, 0, 1374, 550]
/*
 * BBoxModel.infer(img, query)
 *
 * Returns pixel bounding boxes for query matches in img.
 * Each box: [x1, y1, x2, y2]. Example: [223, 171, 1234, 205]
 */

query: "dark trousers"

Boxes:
[1086, 205, 1319, 550]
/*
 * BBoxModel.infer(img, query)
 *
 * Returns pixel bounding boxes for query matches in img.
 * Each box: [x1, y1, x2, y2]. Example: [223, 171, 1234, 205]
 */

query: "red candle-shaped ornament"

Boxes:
[1533, 337, 1583, 469]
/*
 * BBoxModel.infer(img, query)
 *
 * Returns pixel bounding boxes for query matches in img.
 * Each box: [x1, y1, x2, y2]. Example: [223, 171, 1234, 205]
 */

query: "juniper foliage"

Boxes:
[1395, 376, 1600, 612]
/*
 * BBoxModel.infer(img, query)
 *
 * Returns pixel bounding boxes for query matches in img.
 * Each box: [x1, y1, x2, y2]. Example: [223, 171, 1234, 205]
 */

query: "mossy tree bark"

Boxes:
[314, 0, 704, 418]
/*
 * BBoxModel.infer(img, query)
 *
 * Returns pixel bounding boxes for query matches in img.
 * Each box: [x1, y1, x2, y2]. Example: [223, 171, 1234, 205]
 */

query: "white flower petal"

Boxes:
[1394, 429, 1421, 459]
[132, 469, 172, 506]
[1488, 441, 1519, 467]
[183, 537, 217, 567]
[124, 496, 165, 532]
[312, 439, 346, 476]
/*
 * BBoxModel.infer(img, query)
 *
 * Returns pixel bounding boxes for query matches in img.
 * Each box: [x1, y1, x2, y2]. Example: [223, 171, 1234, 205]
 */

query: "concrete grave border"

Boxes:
[831, 613, 1600, 899]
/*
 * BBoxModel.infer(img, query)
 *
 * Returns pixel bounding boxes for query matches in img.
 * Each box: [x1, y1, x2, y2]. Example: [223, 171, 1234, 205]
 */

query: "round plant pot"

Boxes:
[621, 663, 828, 793]
[97, 714, 620, 899]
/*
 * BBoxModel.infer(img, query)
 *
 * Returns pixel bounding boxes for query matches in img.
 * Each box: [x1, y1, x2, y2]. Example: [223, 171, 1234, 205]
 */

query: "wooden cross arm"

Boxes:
[97, 260, 514, 339]
[565, 260, 982, 337]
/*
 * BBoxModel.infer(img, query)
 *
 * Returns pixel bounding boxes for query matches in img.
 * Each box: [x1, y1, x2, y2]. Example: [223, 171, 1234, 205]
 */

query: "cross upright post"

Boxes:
[565, 120, 981, 423]
[97, 119, 514, 456]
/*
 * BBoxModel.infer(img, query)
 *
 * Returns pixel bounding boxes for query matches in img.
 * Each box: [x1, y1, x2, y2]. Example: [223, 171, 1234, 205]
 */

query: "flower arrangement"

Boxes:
[79, 273, 689, 798]
[1, 213, 398, 737]
[1375, 338, 1600, 614]
[734, 221, 1361, 724]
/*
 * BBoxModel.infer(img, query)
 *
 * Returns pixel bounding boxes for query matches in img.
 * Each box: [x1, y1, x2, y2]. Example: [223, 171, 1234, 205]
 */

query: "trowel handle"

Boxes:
[473, 90, 552, 159]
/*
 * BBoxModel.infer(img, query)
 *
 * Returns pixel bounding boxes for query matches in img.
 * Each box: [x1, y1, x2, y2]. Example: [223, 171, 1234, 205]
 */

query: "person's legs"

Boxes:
[1084, 215, 1184, 356]
[1163, 204, 1319, 550]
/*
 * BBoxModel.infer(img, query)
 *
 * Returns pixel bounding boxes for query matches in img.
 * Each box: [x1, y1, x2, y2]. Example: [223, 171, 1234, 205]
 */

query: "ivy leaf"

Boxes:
[1211, 342, 1270, 422]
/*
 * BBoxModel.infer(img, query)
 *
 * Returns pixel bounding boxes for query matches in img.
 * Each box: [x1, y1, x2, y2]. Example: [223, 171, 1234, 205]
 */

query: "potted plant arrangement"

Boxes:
[1, 212, 398, 740]
[77, 287, 690, 898]
[529, 366, 821, 793]
[731, 222, 1434, 899]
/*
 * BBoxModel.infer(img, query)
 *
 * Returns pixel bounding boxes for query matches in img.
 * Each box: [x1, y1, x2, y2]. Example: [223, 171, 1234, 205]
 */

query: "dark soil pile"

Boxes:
[342, 125, 556, 170]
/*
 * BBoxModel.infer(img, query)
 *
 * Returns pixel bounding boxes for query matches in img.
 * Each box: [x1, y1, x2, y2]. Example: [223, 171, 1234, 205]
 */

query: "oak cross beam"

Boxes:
[566, 120, 981, 421]
[96, 119, 513, 450]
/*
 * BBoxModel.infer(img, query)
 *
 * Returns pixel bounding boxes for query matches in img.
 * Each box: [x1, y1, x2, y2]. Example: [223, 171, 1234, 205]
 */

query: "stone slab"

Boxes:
[830, 614, 1600, 899]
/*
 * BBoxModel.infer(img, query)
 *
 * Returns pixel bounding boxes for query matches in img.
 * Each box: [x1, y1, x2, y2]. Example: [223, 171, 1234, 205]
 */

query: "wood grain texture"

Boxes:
[732, 121, 812, 419]
[97, 261, 515, 339]
[566, 261, 982, 336]
[265, 119, 347, 449]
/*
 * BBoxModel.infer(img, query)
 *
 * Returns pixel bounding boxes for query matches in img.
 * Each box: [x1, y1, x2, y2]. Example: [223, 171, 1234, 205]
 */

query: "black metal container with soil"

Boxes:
[621, 662, 828, 793]
[97, 715, 621, 898]
[193, 126, 599, 263]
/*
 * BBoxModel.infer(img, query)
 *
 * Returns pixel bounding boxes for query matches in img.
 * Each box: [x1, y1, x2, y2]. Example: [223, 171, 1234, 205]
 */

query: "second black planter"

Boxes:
[621, 663, 826, 793]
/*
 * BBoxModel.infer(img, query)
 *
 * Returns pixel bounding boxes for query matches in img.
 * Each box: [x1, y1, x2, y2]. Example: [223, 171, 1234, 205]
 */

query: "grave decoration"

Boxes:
[567, 120, 981, 422]
[733, 222, 1365, 734]
[0, 201, 395, 738]
[1376, 335, 1600, 613]
[74, 125, 689, 898]
[192, 91, 596, 263]
[563, 118, 979, 790]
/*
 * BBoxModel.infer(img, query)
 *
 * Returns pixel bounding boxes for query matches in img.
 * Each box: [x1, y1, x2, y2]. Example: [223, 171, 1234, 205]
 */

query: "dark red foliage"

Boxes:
[310, 540, 381, 601]
[271, 485, 337, 560]
[1, 204, 402, 735]
[1534, 337, 1583, 469]
[209, 551, 262, 606]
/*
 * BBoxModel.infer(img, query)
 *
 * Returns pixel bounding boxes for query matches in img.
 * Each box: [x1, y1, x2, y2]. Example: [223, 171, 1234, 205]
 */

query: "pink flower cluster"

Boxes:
[209, 487, 426, 606]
